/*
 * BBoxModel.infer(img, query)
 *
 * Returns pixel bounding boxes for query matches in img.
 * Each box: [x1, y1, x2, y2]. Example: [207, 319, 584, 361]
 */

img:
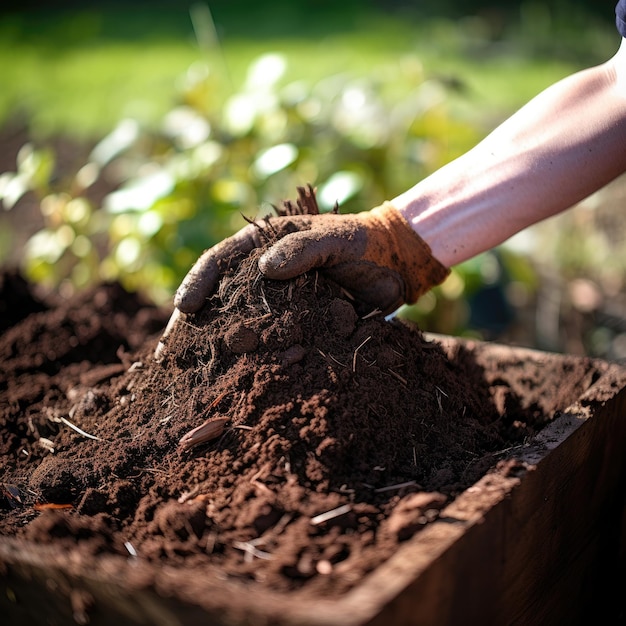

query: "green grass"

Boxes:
[1, 40, 200, 137]
[0, 5, 615, 141]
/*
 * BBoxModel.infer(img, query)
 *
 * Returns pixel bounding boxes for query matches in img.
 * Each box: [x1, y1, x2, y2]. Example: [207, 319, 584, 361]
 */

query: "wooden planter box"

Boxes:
[1, 338, 625, 625]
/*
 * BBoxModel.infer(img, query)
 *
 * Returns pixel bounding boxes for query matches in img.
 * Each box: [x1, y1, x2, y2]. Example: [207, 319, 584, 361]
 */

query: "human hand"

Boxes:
[155, 186, 448, 360]
[175, 185, 449, 316]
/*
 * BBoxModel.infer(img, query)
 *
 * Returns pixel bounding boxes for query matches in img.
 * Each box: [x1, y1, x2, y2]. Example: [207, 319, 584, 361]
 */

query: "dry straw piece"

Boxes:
[179, 417, 229, 450]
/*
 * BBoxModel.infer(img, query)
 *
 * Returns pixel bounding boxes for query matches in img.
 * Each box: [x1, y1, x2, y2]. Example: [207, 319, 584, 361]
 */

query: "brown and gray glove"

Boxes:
[175, 201, 449, 316]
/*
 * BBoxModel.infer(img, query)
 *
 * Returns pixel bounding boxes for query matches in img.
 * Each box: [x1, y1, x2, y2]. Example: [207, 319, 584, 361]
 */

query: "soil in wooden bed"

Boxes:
[0, 195, 598, 600]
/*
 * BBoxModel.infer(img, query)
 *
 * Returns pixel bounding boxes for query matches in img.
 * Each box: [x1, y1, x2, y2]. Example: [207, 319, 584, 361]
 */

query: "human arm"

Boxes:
[393, 37, 626, 267]
[158, 36, 626, 361]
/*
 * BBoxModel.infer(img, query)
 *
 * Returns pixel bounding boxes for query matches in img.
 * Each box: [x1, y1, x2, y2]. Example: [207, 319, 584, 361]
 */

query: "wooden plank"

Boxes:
[359, 382, 626, 625]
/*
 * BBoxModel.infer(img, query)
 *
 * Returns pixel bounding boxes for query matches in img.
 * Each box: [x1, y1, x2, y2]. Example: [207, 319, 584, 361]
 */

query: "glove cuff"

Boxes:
[366, 202, 450, 304]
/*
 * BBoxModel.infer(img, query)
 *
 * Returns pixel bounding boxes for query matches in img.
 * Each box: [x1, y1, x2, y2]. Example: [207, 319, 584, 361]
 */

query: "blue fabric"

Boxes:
[617, 0, 626, 37]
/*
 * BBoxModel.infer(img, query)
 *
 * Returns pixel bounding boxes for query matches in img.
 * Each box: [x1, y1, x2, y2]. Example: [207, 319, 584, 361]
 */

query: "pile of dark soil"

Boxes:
[0, 200, 599, 601]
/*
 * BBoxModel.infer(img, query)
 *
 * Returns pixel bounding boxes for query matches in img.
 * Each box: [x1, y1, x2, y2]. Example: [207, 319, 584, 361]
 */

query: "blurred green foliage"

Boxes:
[1, 49, 487, 309]
[0, 2, 623, 350]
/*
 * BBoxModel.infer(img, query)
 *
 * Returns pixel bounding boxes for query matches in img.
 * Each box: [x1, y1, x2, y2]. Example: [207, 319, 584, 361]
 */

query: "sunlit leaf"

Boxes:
[25, 229, 67, 264]
[104, 169, 175, 213]
[317, 171, 364, 209]
[75, 162, 100, 190]
[0, 173, 28, 210]
[252, 143, 298, 179]
[90, 119, 140, 166]
[223, 93, 257, 136]
[62, 198, 91, 227]
[17, 144, 54, 190]
[71, 235, 92, 258]
[245, 53, 287, 91]
[163, 106, 211, 149]
[138, 211, 163, 238]
[115, 236, 142, 269]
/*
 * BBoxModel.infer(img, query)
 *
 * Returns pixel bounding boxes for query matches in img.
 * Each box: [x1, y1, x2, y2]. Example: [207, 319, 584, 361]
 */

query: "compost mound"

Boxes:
[0, 205, 596, 598]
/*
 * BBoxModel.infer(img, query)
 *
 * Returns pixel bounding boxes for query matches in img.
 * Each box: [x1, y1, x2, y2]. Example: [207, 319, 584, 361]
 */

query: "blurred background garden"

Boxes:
[1, 0, 625, 359]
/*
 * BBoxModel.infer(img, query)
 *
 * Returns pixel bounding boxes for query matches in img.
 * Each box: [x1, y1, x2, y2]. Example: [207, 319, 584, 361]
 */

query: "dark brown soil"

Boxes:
[0, 231, 601, 611]
[0, 191, 608, 625]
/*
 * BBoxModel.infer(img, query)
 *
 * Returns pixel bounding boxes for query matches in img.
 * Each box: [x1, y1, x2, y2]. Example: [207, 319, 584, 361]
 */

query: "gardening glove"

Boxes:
[175, 202, 449, 316]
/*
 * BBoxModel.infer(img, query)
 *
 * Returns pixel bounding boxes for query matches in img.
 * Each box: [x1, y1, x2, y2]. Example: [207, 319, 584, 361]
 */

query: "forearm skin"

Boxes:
[393, 38, 626, 267]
